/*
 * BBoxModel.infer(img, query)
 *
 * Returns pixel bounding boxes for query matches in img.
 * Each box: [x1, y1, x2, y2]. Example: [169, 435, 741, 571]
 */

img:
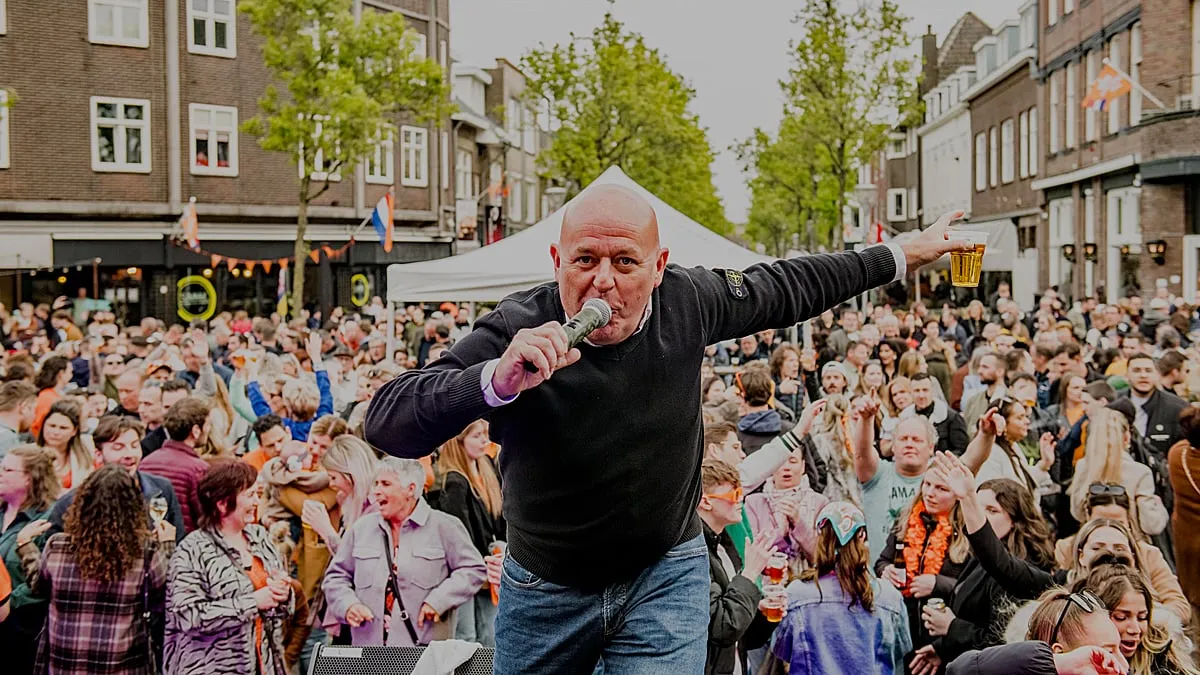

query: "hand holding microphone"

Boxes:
[491, 299, 612, 399]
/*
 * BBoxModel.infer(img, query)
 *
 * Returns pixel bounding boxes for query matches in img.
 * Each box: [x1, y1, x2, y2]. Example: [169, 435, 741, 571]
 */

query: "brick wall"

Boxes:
[970, 65, 1040, 218]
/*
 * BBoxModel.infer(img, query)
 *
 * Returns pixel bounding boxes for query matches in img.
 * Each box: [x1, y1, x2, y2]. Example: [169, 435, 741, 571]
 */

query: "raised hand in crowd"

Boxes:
[794, 398, 827, 439]
[740, 526, 780, 582]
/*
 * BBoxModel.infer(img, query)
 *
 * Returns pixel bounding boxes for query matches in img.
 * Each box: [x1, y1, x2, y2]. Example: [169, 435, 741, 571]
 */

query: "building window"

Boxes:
[440, 131, 449, 191]
[1029, 106, 1039, 176]
[0, 0, 7, 35]
[400, 125, 428, 187]
[364, 129, 394, 185]
[1019, 111, 1030, 179]
[89, 0, 148, 48]
[455, 149, 473, 199]
[411, 32, 427, 60]
[525, 178, 537, 224]
[1020, 5, 1036, 48]
[1065, 62, 1077, 148]
[974, 132, 987, 192]
[989, 127, 998, 187]
[1064, 0, 1074, 14]
[1047, 0, 1057, 26]
[1049, 72, 1061, 153]
[90, 96, 150, 173]
[887, 188, 907, 222]
[1001, 119, 1015, 183]
[1048, 197, 1075, 294]
[439, 39, 447, 66]
[908, 187, 917, 219]
[299, 115, 341, 181]
[1130, 23, 1142, 124]
[522, 108, 536, 154]
[187, 0, 235, 57]
[1108, 36, 1122, 134]
[886, 136, 905, 160]
[0, 90, 8, 169]
[189, 103, 237, 176]
[508, 174, 523, 223]
[506, 98, 521, 138]
[1085, 51, 1099, 140]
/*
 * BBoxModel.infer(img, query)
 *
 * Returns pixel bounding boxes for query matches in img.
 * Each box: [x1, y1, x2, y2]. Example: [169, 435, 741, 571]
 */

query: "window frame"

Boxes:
[1047, 0, 1058, 26]
[1130, 23, 1142, 125]
[886, 188, 907, 222]
[299, 115, 342, 182]
[88, 0, 149, 48]
[399, 125, 428, 188]
[907, 187, 917, 219]
[1085, 51, 1099, 141]
[1019, 111, 1030, 179]
[1108, 37, 1122, 135]
[188, 103, 239, 177]
[508, 173, 523, 223]
[1029, 107, 1039, 176]
[186, 0, 237, 58]
[0, 89, 9, 169]
[0, 0, 7, 35]
[974, 132, 987, 192]
[989, 127, 998, 188]
[1049, 72, 1061, 153]
[90, 95, 151, 173]
[364, 128, 395, 185]
[454, 149, 473, 200]
[525, 177, 537, 224]
[1065, 61, 1077, 148]
[1001, 119, 1015, 184]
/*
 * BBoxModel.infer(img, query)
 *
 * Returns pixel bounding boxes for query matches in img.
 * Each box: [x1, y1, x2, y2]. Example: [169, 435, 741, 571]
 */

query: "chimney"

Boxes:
[920, 27, 939, 96]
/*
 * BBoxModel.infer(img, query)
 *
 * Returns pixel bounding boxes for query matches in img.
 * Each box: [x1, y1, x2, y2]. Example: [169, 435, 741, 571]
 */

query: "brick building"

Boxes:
[965, 1, 1041, 307]
[0, 0, 456, 321]
[1032, 0, 1200, 305]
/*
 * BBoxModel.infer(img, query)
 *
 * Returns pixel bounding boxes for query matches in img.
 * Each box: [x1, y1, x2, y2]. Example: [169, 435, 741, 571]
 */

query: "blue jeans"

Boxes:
[494, 534, 709, 675]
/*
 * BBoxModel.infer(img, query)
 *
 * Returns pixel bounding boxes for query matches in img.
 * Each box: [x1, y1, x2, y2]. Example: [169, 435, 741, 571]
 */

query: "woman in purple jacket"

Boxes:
[322, 457, 486, 646]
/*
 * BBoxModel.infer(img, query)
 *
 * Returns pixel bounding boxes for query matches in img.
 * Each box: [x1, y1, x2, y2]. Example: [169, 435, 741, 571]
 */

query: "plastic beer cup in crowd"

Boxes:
[763, 584, 787, 623]
[946, 230, 989, 287]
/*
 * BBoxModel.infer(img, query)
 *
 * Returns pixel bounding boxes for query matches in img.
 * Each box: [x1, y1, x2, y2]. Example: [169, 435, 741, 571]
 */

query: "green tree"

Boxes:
[521, 12, 729, 233]
[751, 0, 917, 249]
[240, 0, 449, 315]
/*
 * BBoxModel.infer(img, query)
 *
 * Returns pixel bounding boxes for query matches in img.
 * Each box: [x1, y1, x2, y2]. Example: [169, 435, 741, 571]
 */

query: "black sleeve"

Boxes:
[875, 531, 898, 578]
[160, 481, 187, 541]
[936, 616, 992, 662]
[946, 641, 1057, 675]
[709, 573, 764, 648]
[364, 309, 512, 458]
[966, 521, 1055, 599]
[686, 248, 897, 346]
[435, 475, 473, 532]
[802, 370, 821, 405]
[948, 413, 970, 456]
[46, 494, 70, 537]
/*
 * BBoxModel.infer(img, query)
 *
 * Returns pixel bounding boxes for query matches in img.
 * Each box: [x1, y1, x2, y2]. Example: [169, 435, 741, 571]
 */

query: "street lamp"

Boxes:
[1146, 240, 1167, 265]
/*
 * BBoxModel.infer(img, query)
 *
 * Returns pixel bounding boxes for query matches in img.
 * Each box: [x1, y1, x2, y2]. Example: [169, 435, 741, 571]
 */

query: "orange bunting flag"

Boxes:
[226, 258, 238, 270]
[309, 250, 320, 264]
[262, 260, 273, 273]
[280, 258, 289, 269]
[322, 245, 334, 258]
[210, 255, 222, 268]
[245, 261, 256, 273]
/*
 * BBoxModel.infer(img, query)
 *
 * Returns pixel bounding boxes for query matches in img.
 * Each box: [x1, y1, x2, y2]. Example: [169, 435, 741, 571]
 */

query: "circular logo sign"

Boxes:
[350, 273, 370, 307]
[177, 275, 217, 321]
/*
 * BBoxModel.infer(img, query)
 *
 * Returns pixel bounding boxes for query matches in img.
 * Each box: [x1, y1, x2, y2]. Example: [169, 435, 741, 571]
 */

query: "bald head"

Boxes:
[560, 184, 660, 247]
[551, 184, 669, 346]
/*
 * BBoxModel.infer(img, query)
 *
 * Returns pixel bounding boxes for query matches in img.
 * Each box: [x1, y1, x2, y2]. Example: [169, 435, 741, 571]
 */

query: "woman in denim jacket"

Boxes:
[322, 457, 486, 646]
[772, 501, 911, 674]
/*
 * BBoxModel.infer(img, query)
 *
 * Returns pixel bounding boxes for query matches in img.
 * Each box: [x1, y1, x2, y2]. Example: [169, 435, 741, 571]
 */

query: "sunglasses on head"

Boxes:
[1088, 483, 1128, 498]
[705, 486, 743, 504]
[1049, 591, 1102, 645]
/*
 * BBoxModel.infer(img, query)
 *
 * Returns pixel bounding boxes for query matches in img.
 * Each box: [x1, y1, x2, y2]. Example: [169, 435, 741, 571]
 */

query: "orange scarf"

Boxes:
[903, 499, 952, 582]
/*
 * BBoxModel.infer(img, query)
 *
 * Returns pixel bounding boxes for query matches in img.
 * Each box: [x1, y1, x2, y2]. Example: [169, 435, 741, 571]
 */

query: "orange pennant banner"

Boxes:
[309, 250, 320, 264]
[262, 260, 273, 273]
[211, 255, 222, 268]
[226, 258, 238, 270]
[245, 261, 256, 273]
[280, 258, 289, 269]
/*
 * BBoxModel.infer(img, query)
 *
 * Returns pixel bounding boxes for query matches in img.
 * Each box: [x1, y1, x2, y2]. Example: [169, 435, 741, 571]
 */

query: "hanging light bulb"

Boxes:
[202, 268, 213, 278]
[232, 268, 242, 278]
[57, 276, 67, 284]
[244, 266, 253, 278]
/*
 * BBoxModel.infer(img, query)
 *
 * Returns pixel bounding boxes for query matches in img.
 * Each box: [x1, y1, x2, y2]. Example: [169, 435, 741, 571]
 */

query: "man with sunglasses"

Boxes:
[366, 185, 969, 674]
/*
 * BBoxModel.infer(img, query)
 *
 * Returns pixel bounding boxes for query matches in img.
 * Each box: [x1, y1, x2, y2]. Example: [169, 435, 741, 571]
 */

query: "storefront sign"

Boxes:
[350, 273, 370, 307]
[177, 275, 217, 321]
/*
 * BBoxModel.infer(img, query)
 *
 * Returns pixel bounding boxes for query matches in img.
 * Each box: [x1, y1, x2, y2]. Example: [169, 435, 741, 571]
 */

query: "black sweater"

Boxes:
[364, 249, 897, 587]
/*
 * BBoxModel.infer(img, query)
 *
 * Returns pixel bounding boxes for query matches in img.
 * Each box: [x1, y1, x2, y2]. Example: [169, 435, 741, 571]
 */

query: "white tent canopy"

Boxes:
[386, 166, 774, 303]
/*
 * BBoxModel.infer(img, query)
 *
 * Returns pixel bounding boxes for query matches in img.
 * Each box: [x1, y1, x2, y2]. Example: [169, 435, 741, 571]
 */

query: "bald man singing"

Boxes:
[365, 185, 966, 673]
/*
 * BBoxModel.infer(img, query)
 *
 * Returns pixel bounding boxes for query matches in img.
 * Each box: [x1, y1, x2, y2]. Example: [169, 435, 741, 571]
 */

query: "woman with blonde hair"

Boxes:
[797, 395, 861, 505]
[1069, 409, 1167, 537]
[434, 419, 504, 647]
[303, 436, 378, 555]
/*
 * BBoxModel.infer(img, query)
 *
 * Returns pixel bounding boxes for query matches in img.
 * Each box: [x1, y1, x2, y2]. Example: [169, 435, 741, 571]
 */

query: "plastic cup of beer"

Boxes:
[947, 230, 988, 287]
[762, 584, 787, 623]
[765, 552, 788, 585]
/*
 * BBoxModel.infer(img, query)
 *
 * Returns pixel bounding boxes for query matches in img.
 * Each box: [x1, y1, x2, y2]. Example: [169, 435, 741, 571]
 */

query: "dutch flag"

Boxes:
[371, 188, 394, 253]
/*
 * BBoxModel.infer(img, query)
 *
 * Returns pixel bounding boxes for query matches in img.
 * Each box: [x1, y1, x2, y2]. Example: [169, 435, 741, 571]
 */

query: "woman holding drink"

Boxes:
[769, 501, 911, 673]
[18, 464, 176, 675]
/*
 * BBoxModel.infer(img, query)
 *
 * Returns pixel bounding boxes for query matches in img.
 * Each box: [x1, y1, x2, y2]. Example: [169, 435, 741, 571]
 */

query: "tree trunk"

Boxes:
[834, 173, 847, 250]
[292, 195, 309, 320]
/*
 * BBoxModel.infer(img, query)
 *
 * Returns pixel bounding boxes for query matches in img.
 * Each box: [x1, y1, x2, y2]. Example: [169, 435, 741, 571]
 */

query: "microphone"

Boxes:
[523, 298, 613, 372]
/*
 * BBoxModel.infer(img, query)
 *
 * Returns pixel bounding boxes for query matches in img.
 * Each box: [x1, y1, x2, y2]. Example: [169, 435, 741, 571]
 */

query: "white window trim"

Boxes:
[299, 116, 342, 182]
[88, 0, 149, 48]
[1130, 23, 1143, 125]
[508, 172, 523, 222]
[1001, 119, 1015, 184]
[455, 149, 473, 200]
[974, 132, 987, 192]
[399, 125, 428, 188]
[886, 134, 906, 160]
[440, 131, 449, 192]
[506, 98, 521, 138]
[364, 129, 395, 185]
[1047, 0, 1058, 26]
[0, 0, 7, 35]
[90, 96, 151, 173]
[1065, 62, 1077, 148]
[0, 90, 9, 169]
[1028, 107, 1039, 176]
[186, 0, 237, 58]
[1085, 51, 1099, 141]
[1064, 0, 1074, 14]
[525, 178, 537, 224]
[1105, 187, 1141, 303]
[1049, 73, 1061, 153]
[1108, 37, 1122, 135]
[989, 127, 998, 187]
[887, 188, 907, 222]
[188, 103, 238, 177]
[907, 187, 917, 219]
[1019, 111, 1030, 179]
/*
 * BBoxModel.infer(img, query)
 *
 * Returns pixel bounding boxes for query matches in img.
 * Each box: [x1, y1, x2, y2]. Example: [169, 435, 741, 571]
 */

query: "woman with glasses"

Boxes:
[908, 458, 1056, 674]
[1026, 588, 1123, 663]
[1069, 410, 1167, 538]
[1073, 564, 1199, 675]
[770, 501, 911, 674]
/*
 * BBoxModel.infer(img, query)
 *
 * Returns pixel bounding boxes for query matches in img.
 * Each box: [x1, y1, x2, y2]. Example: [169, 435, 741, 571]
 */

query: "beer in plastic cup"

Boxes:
[763, 584, 787, 623]
[765, 552, 788, 585]
[947, 230, 988, 287]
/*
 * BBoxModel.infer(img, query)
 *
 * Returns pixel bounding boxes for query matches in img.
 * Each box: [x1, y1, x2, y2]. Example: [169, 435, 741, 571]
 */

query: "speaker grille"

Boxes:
[310, 646, 494, 675]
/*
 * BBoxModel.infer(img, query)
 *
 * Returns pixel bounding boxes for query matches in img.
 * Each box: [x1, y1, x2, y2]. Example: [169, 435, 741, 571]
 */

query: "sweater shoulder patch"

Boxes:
[722, 269, 748, 300]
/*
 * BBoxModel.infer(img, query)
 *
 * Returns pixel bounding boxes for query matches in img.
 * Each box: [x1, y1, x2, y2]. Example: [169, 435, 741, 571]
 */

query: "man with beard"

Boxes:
[901, 373, 969, 457]
[961, 352, 1007, 432]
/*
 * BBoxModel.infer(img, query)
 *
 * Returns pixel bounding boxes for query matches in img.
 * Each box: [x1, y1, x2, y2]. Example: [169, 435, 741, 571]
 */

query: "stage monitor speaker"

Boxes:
[308, 645, 495, 675]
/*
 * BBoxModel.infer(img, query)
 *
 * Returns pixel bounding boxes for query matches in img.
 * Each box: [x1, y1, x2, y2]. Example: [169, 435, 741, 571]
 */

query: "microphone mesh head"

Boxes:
[583, 298, 613, 326]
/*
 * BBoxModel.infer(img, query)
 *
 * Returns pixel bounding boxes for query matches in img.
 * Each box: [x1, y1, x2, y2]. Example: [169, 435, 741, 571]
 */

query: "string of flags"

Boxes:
[168, 238, 358, 271]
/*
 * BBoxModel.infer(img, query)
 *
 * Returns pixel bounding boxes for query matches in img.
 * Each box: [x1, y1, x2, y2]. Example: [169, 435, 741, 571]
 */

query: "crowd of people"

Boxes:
[0, 278, 1199, 674]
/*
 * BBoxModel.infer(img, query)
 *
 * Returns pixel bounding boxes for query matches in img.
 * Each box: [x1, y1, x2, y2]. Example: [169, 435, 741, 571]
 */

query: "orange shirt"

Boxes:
[243, 449, 272, 473]
[0, 559, 11, 607]
[246, 556, 269, 671]
[31, 388, 62, 438]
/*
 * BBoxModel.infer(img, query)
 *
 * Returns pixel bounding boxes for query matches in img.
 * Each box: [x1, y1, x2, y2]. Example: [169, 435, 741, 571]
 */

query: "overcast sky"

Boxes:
[450, 0, 1018, 223]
